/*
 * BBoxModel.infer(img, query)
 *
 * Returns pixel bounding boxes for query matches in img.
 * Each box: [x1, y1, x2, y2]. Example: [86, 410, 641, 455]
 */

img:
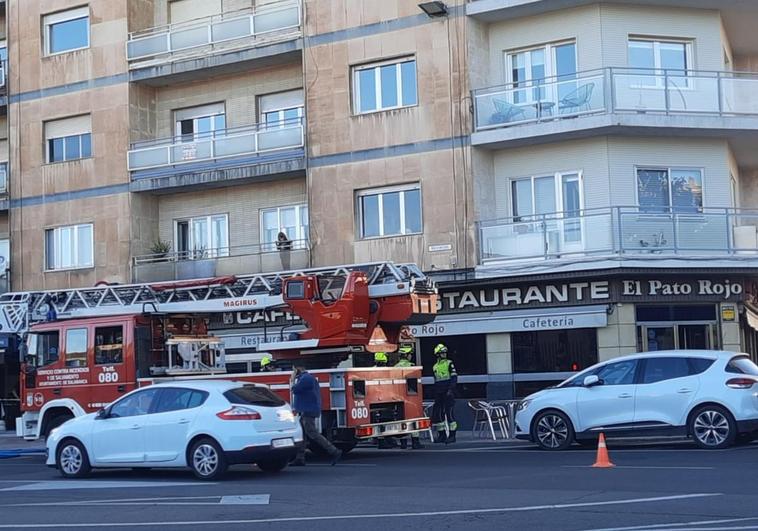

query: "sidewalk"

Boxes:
[0, 431, 45, 452]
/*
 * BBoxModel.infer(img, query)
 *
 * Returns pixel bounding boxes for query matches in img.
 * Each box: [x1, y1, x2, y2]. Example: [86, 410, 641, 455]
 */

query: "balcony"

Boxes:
[128, 119, 306, 193]
[132, 240, 310, 283]
[472, 68, 758, 160]
[127, 0, 302, 85]
[478, 206, 758, 272]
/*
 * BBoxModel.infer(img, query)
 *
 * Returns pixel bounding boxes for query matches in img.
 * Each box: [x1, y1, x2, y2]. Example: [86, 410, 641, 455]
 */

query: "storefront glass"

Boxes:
[420, 335, 487, 399]
[636, 305, 719, 351]
[512, 328, 598, 373]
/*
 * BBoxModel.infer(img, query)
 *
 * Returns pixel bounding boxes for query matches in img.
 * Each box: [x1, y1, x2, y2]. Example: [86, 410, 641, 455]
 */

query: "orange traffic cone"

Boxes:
[592, 433, 615, 468]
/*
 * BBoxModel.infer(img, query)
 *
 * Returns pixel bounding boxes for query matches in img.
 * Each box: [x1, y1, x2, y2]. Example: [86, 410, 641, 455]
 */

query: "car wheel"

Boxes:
[689, 405, 736, 449]
[57, 439, 91, 478]
[189, 438, 228, 480]
[257, 458, 289, 473]
[532, 410, 574, 451]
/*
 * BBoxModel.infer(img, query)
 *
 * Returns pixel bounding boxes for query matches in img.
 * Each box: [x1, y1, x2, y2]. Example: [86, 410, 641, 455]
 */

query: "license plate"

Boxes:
[272, 438, 295, 449]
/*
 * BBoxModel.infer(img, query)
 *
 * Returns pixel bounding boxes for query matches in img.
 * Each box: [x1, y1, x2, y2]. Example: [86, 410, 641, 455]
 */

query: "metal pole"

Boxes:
[664, 70, 670, 114]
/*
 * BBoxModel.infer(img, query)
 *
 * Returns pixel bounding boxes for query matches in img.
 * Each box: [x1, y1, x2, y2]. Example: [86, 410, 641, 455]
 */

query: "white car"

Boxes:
[47, 380, 303, 479]
[515, 350, 758, 450]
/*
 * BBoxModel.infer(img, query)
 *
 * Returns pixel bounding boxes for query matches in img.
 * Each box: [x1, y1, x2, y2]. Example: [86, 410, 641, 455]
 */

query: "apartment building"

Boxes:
[3, 0, 758, 413]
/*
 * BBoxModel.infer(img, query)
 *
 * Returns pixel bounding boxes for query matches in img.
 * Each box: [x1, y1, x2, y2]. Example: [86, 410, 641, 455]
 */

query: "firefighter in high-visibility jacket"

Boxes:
[432, 343, 458, 444]
[395, 344, 423, 449]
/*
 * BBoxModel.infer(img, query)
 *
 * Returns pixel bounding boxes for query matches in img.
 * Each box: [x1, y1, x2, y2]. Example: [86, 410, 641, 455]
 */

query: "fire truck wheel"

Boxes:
[45, 414, 74, 440]
[56, 439, 91, 478]
[188, 438, 227, 480]
[256, 458, 289, 473]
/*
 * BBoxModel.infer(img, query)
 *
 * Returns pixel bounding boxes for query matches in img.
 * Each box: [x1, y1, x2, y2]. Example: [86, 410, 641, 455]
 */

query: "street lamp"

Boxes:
[418, 1, 448, 17]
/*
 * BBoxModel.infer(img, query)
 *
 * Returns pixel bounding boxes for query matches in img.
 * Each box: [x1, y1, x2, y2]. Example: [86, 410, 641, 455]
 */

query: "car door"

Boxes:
[634, 356, 701, 428]
[91, 388, 159, 464]
[144, 387, 208, 463]
[575, 359, 639, 432]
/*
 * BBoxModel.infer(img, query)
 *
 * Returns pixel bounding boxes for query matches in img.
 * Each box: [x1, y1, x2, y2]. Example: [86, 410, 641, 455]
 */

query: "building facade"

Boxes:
[3, 0, 758, 417]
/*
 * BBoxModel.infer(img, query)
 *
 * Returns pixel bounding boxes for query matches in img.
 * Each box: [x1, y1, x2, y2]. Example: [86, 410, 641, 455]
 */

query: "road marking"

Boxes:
[0, 493, 720, 528]
[220, 495, 270, 505]
[585, 516, 758, 531]
[561, 465, 715, 470]
[306, 463, 377, 467]
[1, 494, 270, 508]
[0, 480, 213, 492]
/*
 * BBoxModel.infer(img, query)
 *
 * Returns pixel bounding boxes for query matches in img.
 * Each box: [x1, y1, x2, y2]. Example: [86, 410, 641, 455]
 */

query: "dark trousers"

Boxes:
[432, 391, 457, 432]
[296, 415, 340, 461]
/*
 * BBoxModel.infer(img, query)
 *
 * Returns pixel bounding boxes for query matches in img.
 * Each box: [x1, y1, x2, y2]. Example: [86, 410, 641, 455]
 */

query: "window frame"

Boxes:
[43, 6, 91, 57]
[46, 132, 92, 163]
[259, 204, 309, 251]
[173, 213, 229, 260]
[634, 166, 704, 213]
[627, 37, 693, 89]
[504, 40, 577, 85]
[509, 170, 584, 221]
[64, 327, 88, 368]
[44, 223, 94, 272]
[352, 56, 418, 115]
[356, 183, 422, 240]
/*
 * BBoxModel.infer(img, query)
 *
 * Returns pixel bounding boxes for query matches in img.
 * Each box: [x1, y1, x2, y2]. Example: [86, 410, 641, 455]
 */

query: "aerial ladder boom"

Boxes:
[0, 262, 436, 337]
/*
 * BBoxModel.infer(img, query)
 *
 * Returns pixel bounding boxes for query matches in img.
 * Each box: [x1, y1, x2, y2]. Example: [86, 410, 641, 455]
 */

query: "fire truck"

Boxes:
[4, 262, 437, 451]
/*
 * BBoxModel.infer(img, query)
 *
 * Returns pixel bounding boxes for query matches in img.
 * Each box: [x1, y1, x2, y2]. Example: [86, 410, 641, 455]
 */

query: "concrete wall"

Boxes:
[304, 0, 474, 270]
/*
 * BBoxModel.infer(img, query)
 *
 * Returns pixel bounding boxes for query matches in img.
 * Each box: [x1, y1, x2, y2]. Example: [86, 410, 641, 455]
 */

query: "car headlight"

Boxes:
[517, 400, 531, 412]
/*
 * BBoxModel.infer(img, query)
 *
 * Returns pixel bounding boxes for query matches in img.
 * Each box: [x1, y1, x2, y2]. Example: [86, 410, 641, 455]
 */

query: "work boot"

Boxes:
[434, 431, 447, 444]
[445, 431, 457, 444]
[411, 438, 424, 450]
[330, 450, 343, 466]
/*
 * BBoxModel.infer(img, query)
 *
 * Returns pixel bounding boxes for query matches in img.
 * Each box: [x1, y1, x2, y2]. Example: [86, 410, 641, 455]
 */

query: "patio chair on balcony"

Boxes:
[491, 98, 527, 125]
[558, 83, 595, 115]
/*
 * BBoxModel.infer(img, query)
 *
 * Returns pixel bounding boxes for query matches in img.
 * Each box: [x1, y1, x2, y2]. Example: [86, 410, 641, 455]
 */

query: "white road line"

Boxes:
[0, 493, 721, 528]
[0, 480, 214, 492]
[585, 516, 758, 531]
[1, 495, 232, 507]
[561, 465, 715, 470]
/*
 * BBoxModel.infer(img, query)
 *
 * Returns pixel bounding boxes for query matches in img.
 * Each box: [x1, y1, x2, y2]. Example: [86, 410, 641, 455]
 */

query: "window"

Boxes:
[689, 357, 716, 375]
[45, 115, 92, 163]
[637, 168, 703, 213]
[512, 328, 598, 374]
[0, 162, 7, 193]
[260, 90, 304, 128]
[353, 58, 417, 114]
[65, 328, 88, 368]
[357, 184, 421, 239]
[419, 335, 487, 399]
[44, 7, 90, 56]
[27, 331, 59, 367]
[507, 41, 577, 104]
[95, 326, 123, 365]
[628, 39, 691, 87]
[154, 388, 208, 413]
[726, 356, 758, 375]
[224, 385, 286, 407]
[641, 357, 691, 384]
[174, 214, 228, 259]
[596, 360, 638, 386]
[109, 388, 159, 418]
[45, 223, 94, 271]
[511, 172, 582, 221]
[174, 103, 226, 141]
[261, 204, 308, 251]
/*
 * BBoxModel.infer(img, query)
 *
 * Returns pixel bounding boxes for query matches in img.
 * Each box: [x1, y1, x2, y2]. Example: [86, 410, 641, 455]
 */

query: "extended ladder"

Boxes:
[0, 262, 434, 335]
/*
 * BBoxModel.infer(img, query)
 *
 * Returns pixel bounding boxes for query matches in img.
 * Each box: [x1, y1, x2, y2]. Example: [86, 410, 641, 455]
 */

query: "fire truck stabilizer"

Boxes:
[10, 261, 437, 443]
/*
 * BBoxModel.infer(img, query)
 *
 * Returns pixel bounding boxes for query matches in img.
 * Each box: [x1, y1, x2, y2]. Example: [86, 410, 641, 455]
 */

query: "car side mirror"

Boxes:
[96, 408, 109, 420]
[583, 375, 601, 387]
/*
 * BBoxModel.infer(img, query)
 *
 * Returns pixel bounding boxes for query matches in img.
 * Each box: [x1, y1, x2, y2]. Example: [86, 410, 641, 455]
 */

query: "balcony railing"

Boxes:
[128, 118, 305, 172]
[473, 67, 758, 131]
[478, 206, 758, 264]
[132, 239, 310, 283]
[127, 1, 301, 63]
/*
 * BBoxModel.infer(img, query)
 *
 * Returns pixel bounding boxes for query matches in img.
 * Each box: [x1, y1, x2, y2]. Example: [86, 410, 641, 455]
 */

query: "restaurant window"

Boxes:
[419, 335, 487, 399]
[636, 304, 718, 351]
[512, 328, 598, 373]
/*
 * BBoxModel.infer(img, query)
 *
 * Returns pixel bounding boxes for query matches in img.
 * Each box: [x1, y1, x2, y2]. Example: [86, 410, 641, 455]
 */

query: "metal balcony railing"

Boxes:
[478, 206, 758, 264]
[132, 239, 310, 283]
[126, 0, 301, 62]
[473, 67, 758, 131]
[127, 118, 305, 172]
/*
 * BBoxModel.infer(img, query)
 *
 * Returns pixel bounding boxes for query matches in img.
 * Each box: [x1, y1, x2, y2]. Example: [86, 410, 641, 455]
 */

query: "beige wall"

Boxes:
[10, 194, 132, 290]
[157, 178, 306, 250]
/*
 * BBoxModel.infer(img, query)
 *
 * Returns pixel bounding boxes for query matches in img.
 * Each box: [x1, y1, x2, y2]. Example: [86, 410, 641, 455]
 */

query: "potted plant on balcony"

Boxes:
[149, 240, 172, 262]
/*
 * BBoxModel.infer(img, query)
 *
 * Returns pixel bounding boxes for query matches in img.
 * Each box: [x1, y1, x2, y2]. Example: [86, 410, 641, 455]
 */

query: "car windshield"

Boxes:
[224, 385, 285, 407]
[726, 356, 758, 376]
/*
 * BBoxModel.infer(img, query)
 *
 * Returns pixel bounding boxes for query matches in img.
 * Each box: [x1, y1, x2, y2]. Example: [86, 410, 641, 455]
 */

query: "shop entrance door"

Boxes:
[639, 323, 715, 351]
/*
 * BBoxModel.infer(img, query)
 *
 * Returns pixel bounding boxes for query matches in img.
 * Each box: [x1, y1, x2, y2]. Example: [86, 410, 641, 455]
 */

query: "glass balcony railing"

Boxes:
[473, 68, 758, 132]
[478, 206, 758, 264]
[132, 239, 310, 283]
[127, 0, 301, 63]
[127, 118, 305, 172]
